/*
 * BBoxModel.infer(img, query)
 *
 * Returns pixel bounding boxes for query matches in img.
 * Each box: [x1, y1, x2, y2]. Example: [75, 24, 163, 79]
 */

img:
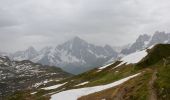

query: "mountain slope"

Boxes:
[17, 44, 170, 100]
[0, 56, 71, 99]
[11, 37, 118, 74]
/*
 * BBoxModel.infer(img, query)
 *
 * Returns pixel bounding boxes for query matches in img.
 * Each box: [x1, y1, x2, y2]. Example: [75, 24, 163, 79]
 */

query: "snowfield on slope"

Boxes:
[50, 73, 141, 100]
[42, 82, 67, 90]
[75, 81, 89, 87]
[115, 49, 148, 68]
[98, 62, 114, 70]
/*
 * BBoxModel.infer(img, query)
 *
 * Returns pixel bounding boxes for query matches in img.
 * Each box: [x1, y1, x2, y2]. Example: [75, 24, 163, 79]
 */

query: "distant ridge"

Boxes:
[9, 37, 118, 74]
[121, 31, 170, 54]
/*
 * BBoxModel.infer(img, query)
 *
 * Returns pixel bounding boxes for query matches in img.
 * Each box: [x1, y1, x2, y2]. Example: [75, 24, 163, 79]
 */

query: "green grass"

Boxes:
[79, 69, 152, 100]
[155, 64, 170, 99]
[87, 64, 138, 86]
[6, 90, 50, 100]
[127, 71, 152, 100]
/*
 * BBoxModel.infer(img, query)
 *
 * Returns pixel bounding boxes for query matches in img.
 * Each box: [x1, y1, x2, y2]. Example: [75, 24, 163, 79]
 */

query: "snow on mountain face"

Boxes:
[121, 31, 170, 55]
[11, 37, 118, 74]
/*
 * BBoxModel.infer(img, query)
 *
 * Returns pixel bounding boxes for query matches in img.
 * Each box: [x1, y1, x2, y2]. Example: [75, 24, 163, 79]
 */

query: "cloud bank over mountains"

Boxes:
[1, 0, 170, 52]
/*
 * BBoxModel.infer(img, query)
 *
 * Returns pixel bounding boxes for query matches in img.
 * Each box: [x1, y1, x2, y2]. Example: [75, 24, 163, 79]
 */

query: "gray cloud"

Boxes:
[0, 0, 170, 52]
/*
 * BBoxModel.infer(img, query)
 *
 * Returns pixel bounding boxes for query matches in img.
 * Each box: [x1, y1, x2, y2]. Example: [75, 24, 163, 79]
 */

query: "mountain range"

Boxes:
[1, 31, 170, 75]
[121, 31, 170, 54]
[8, 37, 118, 74]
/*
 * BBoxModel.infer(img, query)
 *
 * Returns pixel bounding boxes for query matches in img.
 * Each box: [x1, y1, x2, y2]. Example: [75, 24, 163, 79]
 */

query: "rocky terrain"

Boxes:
[0, 56, 71, 99]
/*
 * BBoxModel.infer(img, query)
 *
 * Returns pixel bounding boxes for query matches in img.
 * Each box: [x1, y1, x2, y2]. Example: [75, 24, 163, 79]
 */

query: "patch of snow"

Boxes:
[31, 92, 37, 95]
[55, 79, 62, 82]
[164, 40, 169, 43]
[43, 80, 53, 84]
[88, 49, 94, 54]
[96, 70, 102, 72]
[33, 82, 44, 88]
[75, 81, 89, 87]
[114, 49, 148, 68]
[96, 55, 107, 58]
[88, 50, 107, 58]
[42, 82, 67, 90]
[32, 80, 55, 88]
[144, 40, 150, 48]
[98, 62, 114, 70]
[0, 59, 3, 62]
[50, 73, 141, 100]
[59, 50, 85, 64]
[148, 45, 155, 49]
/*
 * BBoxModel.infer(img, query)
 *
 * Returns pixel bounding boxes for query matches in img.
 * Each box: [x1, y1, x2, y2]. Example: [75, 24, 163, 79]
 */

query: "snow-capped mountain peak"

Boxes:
[10, 37, 118, 74]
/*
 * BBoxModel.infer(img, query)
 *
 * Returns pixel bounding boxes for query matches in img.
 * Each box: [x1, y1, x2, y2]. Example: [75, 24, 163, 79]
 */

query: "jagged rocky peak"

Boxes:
[25, 46, 37, 53]
[104, 45, 117, 55]
[10, 36, 118, 74]
[12, 46, 38, 61]
[39, 46, 53, 54]
[148, 31, 170, 46]
[68, 36, 86, 45]
[25, 46, 38, 57]
[14, 46, 37, 55]
[136, 34, 151, 43]
[121, 31, 170, 55]
[121, 34, 150, 55]
[58, 36, 88, 50]
[72, 36, 85, 43]
[104, 44, 113, 49]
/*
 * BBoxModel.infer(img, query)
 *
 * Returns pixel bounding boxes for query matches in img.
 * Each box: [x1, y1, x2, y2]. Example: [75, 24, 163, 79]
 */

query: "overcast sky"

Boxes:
[1, 0, 170, 52]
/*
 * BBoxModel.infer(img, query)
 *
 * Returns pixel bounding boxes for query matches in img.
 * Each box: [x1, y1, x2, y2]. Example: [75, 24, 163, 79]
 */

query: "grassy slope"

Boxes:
[155, 63, 170, 99]
[79, 69, 152, 100]
[26, 61, 141, 99]
[79, 44, 170, 100]
[137, 44, 170, 67]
